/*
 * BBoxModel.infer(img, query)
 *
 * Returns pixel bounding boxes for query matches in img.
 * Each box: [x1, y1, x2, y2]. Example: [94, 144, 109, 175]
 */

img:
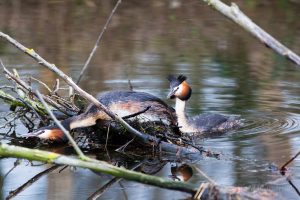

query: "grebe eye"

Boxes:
[173, 87, 179, 92]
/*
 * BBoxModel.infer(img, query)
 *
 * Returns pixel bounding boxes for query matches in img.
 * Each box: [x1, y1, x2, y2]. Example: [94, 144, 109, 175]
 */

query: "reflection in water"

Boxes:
[170, 164, 193, 182]
[0, 0, 300, 199]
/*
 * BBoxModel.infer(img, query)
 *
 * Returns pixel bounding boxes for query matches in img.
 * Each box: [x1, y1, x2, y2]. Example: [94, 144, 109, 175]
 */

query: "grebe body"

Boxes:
[30, 90, 176, 143]
[167, 75, 240, 134]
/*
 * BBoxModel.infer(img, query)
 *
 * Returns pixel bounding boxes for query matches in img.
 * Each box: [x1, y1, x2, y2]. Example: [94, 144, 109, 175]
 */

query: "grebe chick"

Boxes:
[167, 75, 240, 134]
[27, 90, 176, 143]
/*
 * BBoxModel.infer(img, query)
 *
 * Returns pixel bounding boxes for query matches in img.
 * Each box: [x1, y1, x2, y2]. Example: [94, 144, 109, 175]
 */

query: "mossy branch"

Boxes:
[0, 143, 196, 194]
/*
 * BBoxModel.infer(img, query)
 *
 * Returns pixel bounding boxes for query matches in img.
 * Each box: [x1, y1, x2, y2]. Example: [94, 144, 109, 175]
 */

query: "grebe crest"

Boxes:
[167, 75, 240, 134]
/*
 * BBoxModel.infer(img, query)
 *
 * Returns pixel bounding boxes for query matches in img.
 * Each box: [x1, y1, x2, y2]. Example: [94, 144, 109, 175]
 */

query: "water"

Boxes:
[1, 0, 300, 199]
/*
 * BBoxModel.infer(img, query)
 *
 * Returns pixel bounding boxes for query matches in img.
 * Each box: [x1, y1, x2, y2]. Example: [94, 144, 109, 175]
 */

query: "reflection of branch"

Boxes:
[88, 177, 119, 200]
[0, 32, 202, 158]
[202, 0, 300, 66]
[3, 159, 20, 180]
[286, 176, 300, 197]
[6, 165, 60, 200]
[76, 0, 122, 84]
[87, 161, 143, 200]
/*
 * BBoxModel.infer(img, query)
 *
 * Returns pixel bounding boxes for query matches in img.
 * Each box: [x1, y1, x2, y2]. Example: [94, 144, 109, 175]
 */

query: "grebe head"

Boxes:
[167, 75, 192, 101]
[26, 126, 67, 144]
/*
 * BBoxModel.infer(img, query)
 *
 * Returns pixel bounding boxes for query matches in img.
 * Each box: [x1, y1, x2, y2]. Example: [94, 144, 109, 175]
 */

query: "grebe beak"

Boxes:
[25, 128, 68, 144]
[167, 90, 176, 99]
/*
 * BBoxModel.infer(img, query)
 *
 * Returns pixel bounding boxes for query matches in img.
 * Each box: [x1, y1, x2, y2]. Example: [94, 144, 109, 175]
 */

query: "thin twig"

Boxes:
[5, 165, 61, 200]
[17, 97, 46, 125]
[3, 159, 20, 180]
[115, 137, 135, 153]
[193, 166, 217, 185]
[280, 151, 300, 173]
[105, 123, 111, 160]
[35, 90, 89, 161]
[30, 76, 52, 93]
[122, 106, 151, 120]
[0, 61, 69, 115]
[0, 117, 18, 129]
[76, 0, 122, 84]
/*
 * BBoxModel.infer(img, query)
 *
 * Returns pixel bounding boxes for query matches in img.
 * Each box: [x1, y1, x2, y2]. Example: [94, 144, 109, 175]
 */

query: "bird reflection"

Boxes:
[170, 163, 193, 182]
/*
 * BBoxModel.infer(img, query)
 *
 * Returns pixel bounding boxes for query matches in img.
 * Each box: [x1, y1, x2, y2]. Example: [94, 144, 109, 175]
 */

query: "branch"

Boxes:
[1, 60, 70, 116]
[35, 90, 90, 161]
[0, 143, 196, 194]
[76, 0, 122, 84]
[202, 0, 300, 66]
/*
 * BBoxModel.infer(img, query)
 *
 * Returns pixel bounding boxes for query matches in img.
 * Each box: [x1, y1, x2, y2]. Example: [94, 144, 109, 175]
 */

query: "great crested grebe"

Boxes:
[28, 90, 176, 143]
[167, 75, 240, 134]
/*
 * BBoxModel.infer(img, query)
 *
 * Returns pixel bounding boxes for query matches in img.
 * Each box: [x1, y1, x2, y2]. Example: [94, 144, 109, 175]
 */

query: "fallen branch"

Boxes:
[0, 143, 197, 194]
[0, 32, 203, 159]
[0, 143, 280, 199]
[202, 0, 300, 66]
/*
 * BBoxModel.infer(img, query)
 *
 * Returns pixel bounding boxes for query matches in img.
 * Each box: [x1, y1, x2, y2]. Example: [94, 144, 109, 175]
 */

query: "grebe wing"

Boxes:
[190, 113, 230, 130]
[96, 90, 171, 108]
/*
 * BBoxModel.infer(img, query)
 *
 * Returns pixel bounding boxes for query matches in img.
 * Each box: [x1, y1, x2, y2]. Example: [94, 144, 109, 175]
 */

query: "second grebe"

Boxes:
[167, 75, 240, 134]
[28, 90, 176, 143]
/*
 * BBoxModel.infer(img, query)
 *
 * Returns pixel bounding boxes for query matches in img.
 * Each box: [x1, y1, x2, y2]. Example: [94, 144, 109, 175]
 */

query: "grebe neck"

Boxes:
[175, 98, 191, 132]
[61, 113, 97, 131]
[175, 98, 186, 116]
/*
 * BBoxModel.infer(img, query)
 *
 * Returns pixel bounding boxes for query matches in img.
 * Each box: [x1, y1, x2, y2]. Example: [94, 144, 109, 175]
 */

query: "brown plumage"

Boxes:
[26, 90, 176, 143]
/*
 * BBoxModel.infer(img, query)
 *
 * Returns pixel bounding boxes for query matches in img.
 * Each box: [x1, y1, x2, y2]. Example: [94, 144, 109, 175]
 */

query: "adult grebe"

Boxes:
[167, 75, 240, 134]
[28, 90, 176, 143]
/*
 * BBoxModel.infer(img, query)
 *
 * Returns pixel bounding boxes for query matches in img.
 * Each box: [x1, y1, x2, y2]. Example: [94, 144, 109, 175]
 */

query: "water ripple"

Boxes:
[236, 112, 300, 137]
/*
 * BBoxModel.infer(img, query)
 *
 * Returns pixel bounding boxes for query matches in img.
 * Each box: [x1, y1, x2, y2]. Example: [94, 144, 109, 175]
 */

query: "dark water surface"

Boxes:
[1, 0, 300, 199]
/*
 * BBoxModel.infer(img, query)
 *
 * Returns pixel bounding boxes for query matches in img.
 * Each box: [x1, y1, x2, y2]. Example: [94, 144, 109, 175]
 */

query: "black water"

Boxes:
[1, 0, 300, 199]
